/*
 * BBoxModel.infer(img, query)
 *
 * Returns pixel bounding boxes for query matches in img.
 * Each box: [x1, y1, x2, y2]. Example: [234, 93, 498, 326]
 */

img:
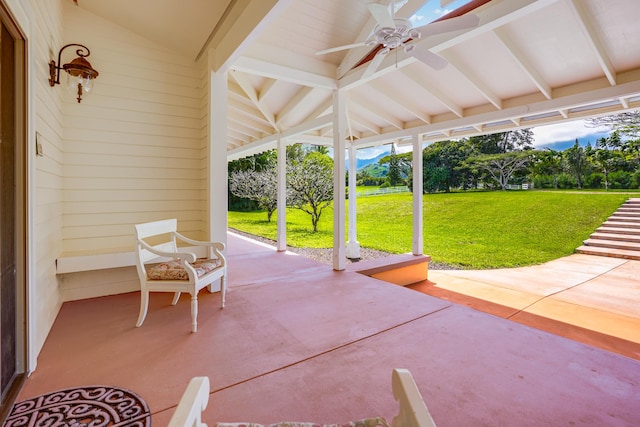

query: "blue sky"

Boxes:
[354, 0, 611, 159]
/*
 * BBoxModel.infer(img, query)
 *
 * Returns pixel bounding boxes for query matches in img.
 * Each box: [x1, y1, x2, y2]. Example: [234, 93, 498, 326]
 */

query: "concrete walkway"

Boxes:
[411, 254, 640, 360]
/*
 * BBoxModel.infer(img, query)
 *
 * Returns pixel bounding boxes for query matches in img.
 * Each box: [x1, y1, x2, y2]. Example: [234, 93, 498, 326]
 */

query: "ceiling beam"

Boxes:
[230, 70, 279, 131]
[301, 96, 333, 124]
[227, 114, 333, 159]
[276, 86, 316, 126]
[233, 55, 337, 90]
[440, 51, 503, 110]
[494, 27, 552, 99]
[348, 92, 405, 130]
[401, 67, 464, 117]
[347, 107, 382, 135]
[566, 0, 616, 86]
[352, 75, 640, 147]
[368, 80, 431, 124]
[258, 78, 279, 101]
[203, 0, 290, 71]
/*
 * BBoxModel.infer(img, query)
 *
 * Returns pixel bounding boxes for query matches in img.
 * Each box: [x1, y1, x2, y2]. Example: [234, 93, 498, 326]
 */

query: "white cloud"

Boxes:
[409, 14, 428, 25]
[531, 120, 609, 147]
[358, 145, 391, 159]
[434, 8, 453, 17]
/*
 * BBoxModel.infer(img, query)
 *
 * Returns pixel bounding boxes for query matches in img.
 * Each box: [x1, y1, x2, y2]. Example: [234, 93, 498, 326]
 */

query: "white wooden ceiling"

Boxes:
[75, 0, 640, 159]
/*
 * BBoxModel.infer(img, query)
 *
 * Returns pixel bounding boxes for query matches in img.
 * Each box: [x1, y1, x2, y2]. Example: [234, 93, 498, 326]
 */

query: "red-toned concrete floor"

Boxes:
[16, 233, 640, 426]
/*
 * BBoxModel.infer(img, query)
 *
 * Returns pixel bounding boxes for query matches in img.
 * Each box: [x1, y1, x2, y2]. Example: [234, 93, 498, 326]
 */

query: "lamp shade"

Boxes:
[63, 56, 99, 80]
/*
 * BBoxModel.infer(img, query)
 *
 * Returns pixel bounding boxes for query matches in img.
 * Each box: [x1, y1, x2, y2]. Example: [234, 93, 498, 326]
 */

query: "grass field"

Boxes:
[227, 191, 632, 269]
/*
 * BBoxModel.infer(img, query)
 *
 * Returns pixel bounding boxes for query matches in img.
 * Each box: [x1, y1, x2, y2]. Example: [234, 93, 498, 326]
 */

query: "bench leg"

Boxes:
[190, 293, 198, 333]
[220, 275, 226, 309]
[172, 292, 181, 305]
[136, 290, 149, 327]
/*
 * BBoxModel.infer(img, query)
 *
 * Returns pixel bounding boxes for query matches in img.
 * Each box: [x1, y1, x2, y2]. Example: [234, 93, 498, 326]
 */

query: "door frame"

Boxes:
[0, 0, 31, 386]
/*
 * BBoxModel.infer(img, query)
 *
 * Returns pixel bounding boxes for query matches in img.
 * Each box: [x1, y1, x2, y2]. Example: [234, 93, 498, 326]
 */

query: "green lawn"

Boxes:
[227, 191, 631, 269]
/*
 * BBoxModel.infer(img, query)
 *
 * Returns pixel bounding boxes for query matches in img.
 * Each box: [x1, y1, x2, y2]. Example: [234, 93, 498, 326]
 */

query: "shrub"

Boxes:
[584, 173, 603, 189]
[556, 173, 577, 189]
[609, 170, 634, 189]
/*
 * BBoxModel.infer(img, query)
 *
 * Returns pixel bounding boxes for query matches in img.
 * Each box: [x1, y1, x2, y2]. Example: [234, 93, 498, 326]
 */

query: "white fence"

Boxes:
[358, 186, 410, 197]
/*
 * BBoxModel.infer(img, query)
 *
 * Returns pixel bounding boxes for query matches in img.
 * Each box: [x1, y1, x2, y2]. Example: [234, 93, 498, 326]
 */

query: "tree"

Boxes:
[312, 145, 329, 155]
[386, 143, 403, 186]
[468, 151, 531, 190]
[229, 166, 278, 221]
[531, 148, 563, 188]
[564, 140, 589, 189]
[421, 139, 476, 192]
[589, 134, 626, 190]
[287, 151, 334, 232]
[469, 129, 534, 154]
[586, 111, 640, 139]
[228, 150, 277, 211]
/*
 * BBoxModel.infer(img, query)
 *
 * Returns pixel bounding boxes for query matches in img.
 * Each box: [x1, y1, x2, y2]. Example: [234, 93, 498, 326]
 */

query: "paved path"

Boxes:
[411, 254, 640, 360]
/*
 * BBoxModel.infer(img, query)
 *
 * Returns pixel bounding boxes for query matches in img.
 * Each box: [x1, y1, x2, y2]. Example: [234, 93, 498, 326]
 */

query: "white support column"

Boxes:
[208, 57, 228, 247]
[346, 144, 360, 259]
[333, 90, 347, 270]
[412, 134, 424, 255]
[276, 138, 287, 251]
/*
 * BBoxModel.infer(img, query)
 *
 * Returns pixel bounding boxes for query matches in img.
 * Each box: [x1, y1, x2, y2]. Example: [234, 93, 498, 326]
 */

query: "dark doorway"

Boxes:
[0, 1, 26, 416]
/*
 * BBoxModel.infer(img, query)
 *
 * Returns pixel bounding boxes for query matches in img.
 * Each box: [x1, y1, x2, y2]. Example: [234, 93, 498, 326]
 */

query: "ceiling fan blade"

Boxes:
[367, 3, 396, 29]
[405, 45, 448, 70]
[441, 0, 456, 6]
[362, 48, 389, 78]
[316, 41, 368, 55]
[415, 14, 480, 38]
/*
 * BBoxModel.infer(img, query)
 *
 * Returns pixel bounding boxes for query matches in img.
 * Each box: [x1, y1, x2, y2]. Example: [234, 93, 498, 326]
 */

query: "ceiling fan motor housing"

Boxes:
[374, 17, 414, 48]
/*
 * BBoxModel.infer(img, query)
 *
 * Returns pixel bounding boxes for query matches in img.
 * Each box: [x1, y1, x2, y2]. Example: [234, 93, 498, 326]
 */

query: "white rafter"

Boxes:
[348, 91, 405, 130]
[276, 86, 316, 126]
[494, 27, 552, 99]
[566, 0, 616, 86]
[401, 67, 464, 118]
[258, 78, 279, 101]
[440, 51, 503, 110]
[230, 70, 279, 132]
[352, 78, 640, 148]
[348, 108, 382, 135]
[233, 54, 337, 90]
[368, 80, 431, 124]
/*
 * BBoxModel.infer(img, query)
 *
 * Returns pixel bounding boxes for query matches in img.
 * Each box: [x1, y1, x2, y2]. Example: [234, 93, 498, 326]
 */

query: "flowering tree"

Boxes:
[229, 167, 278, 221]
[287, 151, 334, 232]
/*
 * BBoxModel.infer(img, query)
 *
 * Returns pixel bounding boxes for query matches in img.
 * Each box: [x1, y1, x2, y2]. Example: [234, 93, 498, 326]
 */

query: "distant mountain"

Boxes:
[346, 151, 389, 171]
[535, 138, 601, 151]
[360, 163, 388, 178]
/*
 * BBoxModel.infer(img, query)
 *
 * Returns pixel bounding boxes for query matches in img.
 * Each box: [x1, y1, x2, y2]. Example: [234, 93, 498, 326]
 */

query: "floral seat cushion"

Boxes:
[147, 258, 221, 280]
[216, 418, 389, 427]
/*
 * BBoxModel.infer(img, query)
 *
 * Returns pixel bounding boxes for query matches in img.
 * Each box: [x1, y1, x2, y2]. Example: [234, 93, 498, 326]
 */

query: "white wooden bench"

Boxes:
[169, 370, 437, 427]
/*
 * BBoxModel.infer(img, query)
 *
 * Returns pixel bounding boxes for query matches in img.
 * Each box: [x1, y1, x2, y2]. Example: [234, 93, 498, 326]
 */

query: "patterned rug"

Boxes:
[3, 385, 151, 427]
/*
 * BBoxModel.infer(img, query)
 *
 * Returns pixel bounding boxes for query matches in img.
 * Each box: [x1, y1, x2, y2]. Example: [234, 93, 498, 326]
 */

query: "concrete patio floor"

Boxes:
[15, 233, 640, 426]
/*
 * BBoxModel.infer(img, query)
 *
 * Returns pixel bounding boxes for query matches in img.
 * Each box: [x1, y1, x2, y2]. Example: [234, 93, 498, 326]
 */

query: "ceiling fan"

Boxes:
[316, 0, 479, 77]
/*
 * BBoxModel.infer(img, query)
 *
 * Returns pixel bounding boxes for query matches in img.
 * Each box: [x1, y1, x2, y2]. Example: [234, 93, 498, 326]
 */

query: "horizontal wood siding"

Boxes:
[30, 0, 66, 357]
[60, 3, 206, 255]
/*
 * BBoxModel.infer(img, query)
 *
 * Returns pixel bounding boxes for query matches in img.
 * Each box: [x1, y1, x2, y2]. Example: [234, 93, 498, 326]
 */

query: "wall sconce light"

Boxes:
[49, 43, 99, 103]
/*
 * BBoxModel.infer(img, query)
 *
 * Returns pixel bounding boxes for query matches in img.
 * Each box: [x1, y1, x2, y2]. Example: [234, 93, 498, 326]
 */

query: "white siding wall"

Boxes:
[60, 2, 207, 258]
[29, 0, 65, 362]
[16, 0, 213, 359]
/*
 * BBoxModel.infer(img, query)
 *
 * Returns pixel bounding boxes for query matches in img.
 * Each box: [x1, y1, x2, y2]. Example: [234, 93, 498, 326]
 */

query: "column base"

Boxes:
[346, 241, 361, 259]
